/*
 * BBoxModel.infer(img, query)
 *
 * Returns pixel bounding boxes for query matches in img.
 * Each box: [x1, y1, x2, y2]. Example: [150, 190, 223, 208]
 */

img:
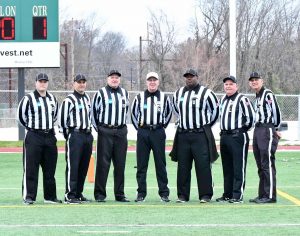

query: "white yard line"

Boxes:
[0, 223, 300, 228]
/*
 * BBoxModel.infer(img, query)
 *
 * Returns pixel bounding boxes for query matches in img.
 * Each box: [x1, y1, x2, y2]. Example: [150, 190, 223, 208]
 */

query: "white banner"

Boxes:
[0, 42, 60, 68]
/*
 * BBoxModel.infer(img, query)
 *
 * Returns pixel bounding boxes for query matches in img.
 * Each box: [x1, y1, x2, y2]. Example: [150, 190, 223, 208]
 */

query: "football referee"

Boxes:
[91, 69, 130, 203]
[217, 76, 255, 204]
[172, 69, 219, 203]
[17, 73, 61, 205]
[131, 72, 172, 202]
[248, 72, 282, 204]
[58, 74, 93, 204]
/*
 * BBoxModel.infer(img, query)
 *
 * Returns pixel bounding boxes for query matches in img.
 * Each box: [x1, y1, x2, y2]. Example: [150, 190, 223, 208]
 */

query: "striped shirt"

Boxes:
[172, 84, 219, 129]
[91, 85, 129, 130]
[17, 90, 58, 130]
[131, 90, 172, 129]
[219, 92, 255, 131]
[58, 91, 92, 135]
[254, 86, 282, 128]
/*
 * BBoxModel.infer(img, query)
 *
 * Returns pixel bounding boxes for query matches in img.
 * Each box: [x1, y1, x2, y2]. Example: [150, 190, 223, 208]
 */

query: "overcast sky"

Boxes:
[60, 0, 198, 47]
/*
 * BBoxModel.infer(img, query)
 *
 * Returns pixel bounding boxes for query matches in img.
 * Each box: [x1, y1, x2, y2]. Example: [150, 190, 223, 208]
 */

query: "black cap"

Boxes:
[183, 69, 198, 77]
[74, 74, 86, 82]
[108, 70, 121, 77]
[36, 73, 48, 81]
[223, 75, 237, 83]
[249, 71, 261, 80]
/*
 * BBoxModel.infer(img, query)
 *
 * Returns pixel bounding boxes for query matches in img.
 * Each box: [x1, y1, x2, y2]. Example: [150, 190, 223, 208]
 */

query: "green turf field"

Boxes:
[0, 151, 300, 235]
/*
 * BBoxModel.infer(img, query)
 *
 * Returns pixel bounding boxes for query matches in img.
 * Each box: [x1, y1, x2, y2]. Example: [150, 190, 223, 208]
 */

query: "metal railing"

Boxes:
[0, 90, 298, 127]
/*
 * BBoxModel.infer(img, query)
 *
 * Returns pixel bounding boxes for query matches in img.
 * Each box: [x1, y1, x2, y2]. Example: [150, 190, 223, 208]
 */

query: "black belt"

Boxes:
[99, 124, 126, 129]
[255, 123, 274, 128]
[139, 124, 163, 130]
[70, 128, 91, 134]
[220, 128, 246, 135]
[178, 127, 204, 133]
[28, 128, 54, 134]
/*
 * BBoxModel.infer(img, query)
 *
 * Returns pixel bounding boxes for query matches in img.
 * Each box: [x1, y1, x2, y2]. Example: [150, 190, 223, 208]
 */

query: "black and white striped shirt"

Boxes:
[172, 84, 219, 129]
[131, 90, 172, 129]
[58, 91, 92, 135]
[91, 85, 129, 130]
[219, 92, 255, 131]
[254, 86, 281, 128]
[17, 90, 58, 130]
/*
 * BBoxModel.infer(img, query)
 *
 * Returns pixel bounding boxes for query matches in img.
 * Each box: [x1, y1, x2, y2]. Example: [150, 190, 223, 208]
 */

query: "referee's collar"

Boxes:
[73, 90, 85, 98]
[183, 83, 200, 93]
[106, 85, 122, 94]
[256, 86, 265, 98]
[145, 89, 159, 98]
[34, 89, 48, 98]
[225, 91, 239, 100]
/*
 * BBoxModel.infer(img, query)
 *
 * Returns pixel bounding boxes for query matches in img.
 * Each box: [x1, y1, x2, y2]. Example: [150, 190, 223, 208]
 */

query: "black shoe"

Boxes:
[64, 198, 81, 204]
[95, 197, 106, 202]
[200, 196, 211, 203]
[78, 195, 91, 203]
[255, 197, 276, 204]
[135, 196, 145, 202]
[249, 196, 260, 203]
[161, 196, 170, 202]
[23, 198, 34, 205]
[176, 197, 187, 203]
[229, 198, 243, 204]
[116, 197, 130, 202]
[216, 196, 230, 202]
[44, 198, 62, 204]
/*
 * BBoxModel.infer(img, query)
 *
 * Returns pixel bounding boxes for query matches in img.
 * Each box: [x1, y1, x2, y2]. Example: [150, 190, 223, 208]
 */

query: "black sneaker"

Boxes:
[229, 198, 243, 204]
[116, 197, 130, 202]
[95, 197, 106, 203]
[176, 198, 187, 203]
[23, 198, 34, 205]
[64, 198, 81, 204]
[216, 196, 230, 202]
[249, 196, 260, 203]
[255, 197, 276, 204]
[200, 196, 211, 203]
[161, 196, 171, 202]
[135, 196, 145, 202]
[78, 195, 91, 203]
[44, 198, 62, 204]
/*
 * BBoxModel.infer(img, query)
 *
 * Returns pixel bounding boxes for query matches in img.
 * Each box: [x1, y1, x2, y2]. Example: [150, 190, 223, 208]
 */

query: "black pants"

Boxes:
[22, 130, 58, 201]
[94, 126, 128, 200]
[177, 131, 212, 201]
[136, 128, 169, 198]
[65, 131, 93, 200]
[220, 132, 249, 200]
[253, 126, 278, 200]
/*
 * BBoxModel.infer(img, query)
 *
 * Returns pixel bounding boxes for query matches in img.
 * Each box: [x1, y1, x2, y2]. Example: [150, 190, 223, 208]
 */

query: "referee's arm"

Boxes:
[91, 92, 101, 131]
[267, 93, 282, 128]
[53, 98, 59, 123]
[58, 99, 71, 139]
[206, 91, 219, 126]
[17, 96, 29, 128]
[240, 96, 255, 130]
[130, 95, 139, 130]
[163, 96, 173, 127]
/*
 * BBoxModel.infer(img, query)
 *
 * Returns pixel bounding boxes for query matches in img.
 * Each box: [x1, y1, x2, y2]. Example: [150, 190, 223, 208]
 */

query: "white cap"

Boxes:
[146, 72, 159, 80]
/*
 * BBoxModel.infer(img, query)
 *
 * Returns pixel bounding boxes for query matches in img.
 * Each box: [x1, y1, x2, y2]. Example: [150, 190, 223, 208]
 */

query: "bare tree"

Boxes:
[147, 10, 176, 91]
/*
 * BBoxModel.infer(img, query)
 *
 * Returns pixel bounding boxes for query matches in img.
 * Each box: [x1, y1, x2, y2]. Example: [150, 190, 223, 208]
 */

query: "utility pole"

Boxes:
[229, 0, 236, 77]
[60, 43, 68, 90]
[71, 18, 75, 79]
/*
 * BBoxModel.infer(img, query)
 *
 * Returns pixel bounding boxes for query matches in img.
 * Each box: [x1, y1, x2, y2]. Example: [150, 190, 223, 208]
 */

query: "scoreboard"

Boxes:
[0, 0, 59, 68]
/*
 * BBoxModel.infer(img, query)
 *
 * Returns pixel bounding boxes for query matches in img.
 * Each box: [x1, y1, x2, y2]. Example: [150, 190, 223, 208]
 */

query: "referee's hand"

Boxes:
[276, 131, 282, 140]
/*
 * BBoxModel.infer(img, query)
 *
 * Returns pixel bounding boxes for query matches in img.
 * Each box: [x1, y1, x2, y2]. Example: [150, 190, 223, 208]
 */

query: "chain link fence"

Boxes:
[0, 90, 299, 128]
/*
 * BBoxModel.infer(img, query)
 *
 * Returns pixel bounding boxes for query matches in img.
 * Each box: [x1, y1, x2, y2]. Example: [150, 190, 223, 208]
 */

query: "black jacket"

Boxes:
[169, 125, 219, 163]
